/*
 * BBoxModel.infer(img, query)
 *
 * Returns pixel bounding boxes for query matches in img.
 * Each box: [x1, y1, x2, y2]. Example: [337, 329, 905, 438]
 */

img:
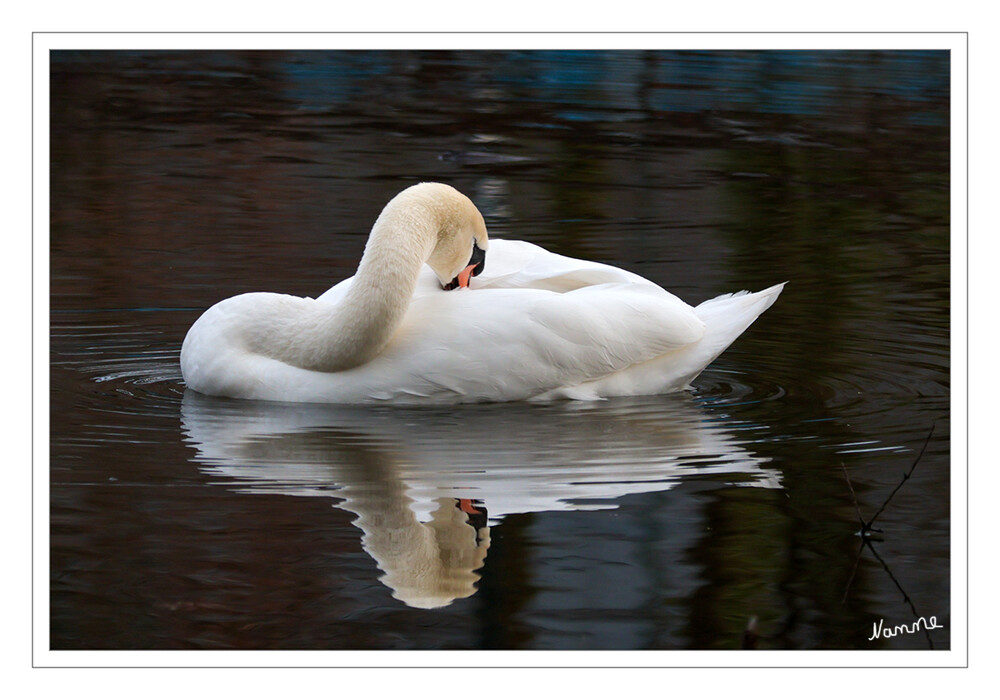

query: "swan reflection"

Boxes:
[180, 391, 781, 609]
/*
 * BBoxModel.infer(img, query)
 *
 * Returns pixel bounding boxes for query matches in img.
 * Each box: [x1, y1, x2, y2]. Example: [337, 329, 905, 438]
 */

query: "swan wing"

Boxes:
[332, 239, 704, 401]
[379, 281, 703, 401]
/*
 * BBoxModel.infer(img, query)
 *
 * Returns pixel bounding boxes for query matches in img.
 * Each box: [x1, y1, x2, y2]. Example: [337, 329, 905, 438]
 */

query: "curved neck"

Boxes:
[334, 207, 439, 366]
[259, 200, 439, 373]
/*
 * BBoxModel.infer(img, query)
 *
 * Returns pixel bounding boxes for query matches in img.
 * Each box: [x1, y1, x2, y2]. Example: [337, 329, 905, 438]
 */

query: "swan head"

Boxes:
[366, 182, 489, 291]
[409, 183, 489, 290]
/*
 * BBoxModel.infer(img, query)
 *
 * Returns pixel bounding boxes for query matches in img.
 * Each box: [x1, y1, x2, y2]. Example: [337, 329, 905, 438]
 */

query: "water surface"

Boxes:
[49, 50, 950, 652]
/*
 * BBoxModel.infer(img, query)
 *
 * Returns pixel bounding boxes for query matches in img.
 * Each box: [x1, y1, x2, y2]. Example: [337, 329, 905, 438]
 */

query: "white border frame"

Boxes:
[32, 32, 968, 669]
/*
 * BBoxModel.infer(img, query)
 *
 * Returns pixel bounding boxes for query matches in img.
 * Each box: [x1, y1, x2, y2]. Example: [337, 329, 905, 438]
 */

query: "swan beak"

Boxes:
[444, 241, 487, 290]
[456, 263, 477, 288]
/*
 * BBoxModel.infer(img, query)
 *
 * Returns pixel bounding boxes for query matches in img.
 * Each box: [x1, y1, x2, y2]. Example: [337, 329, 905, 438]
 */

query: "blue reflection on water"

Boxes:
[266, 49, 950, 125]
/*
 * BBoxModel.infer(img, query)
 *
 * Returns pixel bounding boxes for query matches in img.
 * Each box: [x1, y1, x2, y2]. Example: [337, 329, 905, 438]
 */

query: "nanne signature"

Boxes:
[868, 616, 943, 641]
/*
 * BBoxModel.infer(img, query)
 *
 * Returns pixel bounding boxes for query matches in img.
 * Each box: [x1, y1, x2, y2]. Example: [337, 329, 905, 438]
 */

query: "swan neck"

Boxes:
[246, 191, 447, 374]
[310, 203, 438, 371]
[354, 202, 438, 291]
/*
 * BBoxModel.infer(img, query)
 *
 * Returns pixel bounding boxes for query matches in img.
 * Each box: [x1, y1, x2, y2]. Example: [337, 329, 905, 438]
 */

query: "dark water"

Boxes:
[49, 50, 951, 652]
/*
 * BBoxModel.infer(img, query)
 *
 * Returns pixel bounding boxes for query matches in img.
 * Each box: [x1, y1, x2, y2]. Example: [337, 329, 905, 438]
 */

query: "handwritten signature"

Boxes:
[869, 616, 944, 641]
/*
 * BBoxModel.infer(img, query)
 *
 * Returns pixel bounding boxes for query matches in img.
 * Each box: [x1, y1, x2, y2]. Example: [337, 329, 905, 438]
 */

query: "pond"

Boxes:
[48, 49, 951, 653]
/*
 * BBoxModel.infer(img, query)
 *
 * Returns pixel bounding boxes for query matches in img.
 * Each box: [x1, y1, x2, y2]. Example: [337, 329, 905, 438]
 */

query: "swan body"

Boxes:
[181, 182, 783, 404]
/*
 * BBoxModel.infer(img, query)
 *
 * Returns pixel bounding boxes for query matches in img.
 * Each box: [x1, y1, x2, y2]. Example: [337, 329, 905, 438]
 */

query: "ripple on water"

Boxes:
[51, 310, 191, 419]
[50, 303, 946, 484]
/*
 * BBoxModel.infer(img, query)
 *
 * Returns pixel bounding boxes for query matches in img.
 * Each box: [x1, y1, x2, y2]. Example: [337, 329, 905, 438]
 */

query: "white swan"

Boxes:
[180, 182, 784, 404]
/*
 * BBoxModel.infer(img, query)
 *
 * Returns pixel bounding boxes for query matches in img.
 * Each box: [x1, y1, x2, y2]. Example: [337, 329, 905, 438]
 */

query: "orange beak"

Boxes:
[457, 263, 477, 289]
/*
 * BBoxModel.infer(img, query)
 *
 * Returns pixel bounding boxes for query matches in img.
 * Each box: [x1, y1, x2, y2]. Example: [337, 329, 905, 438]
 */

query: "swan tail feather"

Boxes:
[688, 282, 785, 367]
[541, 283, 784, 400]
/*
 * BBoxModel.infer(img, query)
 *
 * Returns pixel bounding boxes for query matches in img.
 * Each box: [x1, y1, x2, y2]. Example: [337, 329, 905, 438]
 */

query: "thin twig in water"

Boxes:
[842, 422, 935, 539]
[839, 422, 940, 649]
[866, 422, 936, 531]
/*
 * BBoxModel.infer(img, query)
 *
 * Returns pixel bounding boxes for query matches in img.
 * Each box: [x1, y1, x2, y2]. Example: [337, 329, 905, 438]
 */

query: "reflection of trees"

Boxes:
[689, 54, 950, 648]
[711, 51, 949, 388]
[50, 51, 318, 310]
[686, 97, 949, 646]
